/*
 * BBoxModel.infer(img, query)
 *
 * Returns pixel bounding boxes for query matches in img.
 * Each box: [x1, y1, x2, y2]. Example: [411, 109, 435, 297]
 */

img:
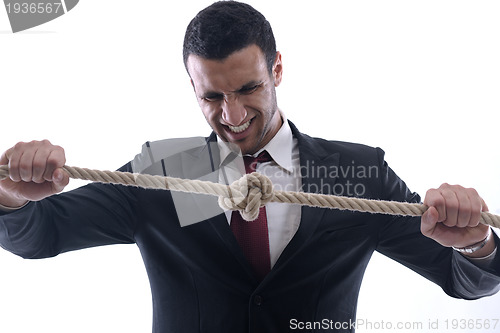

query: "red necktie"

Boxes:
[230, 151, 272, 281]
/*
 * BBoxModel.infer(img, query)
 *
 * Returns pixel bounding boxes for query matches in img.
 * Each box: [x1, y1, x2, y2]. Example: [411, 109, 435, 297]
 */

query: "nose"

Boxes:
[222, 95, 247, 126]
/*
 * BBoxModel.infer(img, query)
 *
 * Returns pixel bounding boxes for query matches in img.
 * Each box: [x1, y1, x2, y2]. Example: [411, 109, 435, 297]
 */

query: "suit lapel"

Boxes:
[271, 121, 340, 272]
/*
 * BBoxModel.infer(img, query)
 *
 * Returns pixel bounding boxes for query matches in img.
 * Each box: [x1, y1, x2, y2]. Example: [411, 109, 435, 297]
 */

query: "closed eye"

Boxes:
[202, 93, 224, 102]
[200, 82, 263, 102]
[239, 83, 262, 95]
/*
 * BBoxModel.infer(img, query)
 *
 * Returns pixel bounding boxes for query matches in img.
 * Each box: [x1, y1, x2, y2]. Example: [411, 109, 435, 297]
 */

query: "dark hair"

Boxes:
[183, 1, 277, 74]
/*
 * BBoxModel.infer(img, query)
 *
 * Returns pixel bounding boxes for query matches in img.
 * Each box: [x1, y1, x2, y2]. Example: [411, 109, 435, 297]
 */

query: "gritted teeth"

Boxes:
[228, 119, 251, 133]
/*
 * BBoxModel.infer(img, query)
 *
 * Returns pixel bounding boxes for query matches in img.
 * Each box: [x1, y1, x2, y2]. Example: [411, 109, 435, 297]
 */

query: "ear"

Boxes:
[272, 51, 283, 87]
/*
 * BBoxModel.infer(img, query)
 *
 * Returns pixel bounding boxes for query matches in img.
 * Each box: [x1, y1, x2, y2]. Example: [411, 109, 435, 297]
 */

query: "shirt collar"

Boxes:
[217, 112, 294, 173]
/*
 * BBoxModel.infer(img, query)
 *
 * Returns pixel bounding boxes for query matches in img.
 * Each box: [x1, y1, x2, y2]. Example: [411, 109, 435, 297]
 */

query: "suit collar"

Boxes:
[288, 120, 334, 166]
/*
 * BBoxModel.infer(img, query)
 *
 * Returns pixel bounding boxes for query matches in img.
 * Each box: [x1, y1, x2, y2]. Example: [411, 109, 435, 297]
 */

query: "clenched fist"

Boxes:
[0, 140, 69, 208]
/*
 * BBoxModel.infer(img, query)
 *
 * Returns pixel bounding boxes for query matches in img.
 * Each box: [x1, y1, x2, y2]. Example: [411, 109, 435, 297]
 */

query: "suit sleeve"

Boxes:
[0, 163, 138, 259]
[373, 148, 500, 300]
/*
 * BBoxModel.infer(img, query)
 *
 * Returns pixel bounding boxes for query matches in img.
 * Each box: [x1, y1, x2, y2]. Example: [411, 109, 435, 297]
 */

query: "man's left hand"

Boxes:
[421, 183, 495, 258]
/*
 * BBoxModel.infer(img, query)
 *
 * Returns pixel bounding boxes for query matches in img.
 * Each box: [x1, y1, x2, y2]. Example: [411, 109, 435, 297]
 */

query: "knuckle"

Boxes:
[425, 188, 437, 196]
[28, 139, 42, 147]
[13, 140, 46, 153]
[439, 182, 451, 190]
[13, 141, 27, 151]
[54, 144, 65, 154]
[466, 187, 479, 197]
[39, 139, 53, 148]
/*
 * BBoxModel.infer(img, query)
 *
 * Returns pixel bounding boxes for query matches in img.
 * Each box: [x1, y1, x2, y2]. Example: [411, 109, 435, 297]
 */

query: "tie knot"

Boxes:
[243, 150, 272, 173]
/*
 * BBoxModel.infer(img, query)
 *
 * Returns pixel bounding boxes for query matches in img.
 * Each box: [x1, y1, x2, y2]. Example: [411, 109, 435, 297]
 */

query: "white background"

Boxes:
[1, 1, 499, 332]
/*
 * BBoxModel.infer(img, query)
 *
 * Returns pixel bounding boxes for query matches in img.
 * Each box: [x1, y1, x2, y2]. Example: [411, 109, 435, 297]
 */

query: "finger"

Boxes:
[466, 188, 483, 228]
[32, 145, 52, 183]
[18, 142, 42, 182]
[42, 144, 66, 182]
[440, 187, 459, 227]
[8, 142, 32, 182]
[454, 187, 472, 228]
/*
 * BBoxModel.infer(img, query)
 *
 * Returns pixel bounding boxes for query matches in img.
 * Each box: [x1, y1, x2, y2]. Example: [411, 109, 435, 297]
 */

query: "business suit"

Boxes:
[1, 121, 499, 332]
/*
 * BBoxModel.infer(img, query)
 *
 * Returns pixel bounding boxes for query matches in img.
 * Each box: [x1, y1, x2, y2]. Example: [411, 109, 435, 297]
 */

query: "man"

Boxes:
[0, 1, 499, 332]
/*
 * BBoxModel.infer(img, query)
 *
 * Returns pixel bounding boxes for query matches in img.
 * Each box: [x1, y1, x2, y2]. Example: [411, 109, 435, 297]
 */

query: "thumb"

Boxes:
[52, 168, 69, 192]
[421, 206, 439, 237]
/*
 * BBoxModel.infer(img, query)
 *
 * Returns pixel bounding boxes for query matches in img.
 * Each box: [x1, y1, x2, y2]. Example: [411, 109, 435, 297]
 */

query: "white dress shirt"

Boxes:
[217, 117, 302, 268]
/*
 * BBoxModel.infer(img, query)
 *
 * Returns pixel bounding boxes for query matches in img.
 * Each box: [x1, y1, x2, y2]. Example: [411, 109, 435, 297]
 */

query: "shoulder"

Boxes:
[310, 134, 382, 155]
[289, 121, 385, 163]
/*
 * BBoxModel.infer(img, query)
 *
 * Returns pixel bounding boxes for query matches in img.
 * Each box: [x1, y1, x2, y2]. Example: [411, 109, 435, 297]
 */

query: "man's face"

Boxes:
[187, 44, 283, 155]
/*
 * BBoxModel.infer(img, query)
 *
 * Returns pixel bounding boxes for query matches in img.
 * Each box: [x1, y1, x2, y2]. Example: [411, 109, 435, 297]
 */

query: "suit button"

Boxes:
[253, 295, 263, 306]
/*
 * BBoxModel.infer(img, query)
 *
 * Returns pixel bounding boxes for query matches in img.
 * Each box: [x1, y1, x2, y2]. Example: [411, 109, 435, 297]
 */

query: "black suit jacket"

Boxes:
[1, 121, 499, 332]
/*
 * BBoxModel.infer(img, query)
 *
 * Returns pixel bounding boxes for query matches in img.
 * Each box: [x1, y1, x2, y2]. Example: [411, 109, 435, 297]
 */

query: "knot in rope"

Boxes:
[218, 172, 274, 221]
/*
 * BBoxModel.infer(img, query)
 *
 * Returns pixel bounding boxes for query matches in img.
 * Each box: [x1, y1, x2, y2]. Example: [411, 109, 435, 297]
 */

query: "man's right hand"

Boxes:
[0, 140, 69, 208]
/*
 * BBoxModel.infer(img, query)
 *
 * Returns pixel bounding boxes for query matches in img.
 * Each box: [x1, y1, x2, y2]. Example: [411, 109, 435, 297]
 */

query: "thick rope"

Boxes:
[0, 164, 499, 228]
